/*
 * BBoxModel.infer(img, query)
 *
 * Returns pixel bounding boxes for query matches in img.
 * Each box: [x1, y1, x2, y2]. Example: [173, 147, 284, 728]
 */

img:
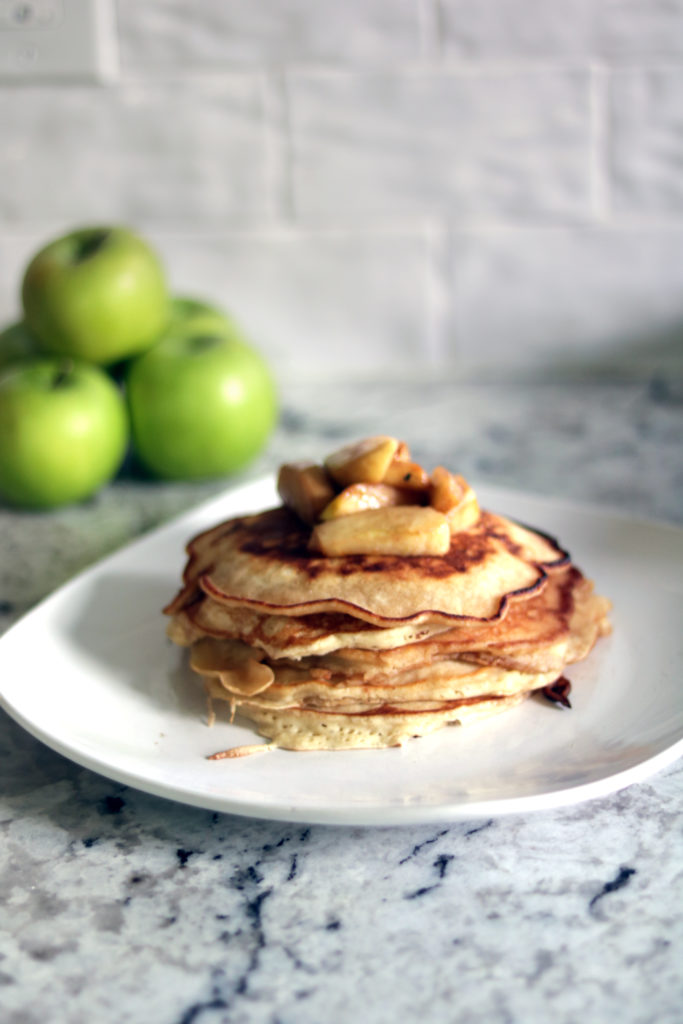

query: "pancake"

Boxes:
[167, 601, 453, 660]
[168, 505, 569, 627]
[192, 639, 560, 709]
[202, 685, 530, 751]
[166, 564, 609, 671]
[164, 437, 611, 753]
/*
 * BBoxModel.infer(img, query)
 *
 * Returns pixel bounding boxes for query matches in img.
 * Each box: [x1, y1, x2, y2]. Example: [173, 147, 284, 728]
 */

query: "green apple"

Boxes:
[168, 296, 232, 334]
[0, 321, 41, 370]
[21, 226, 169, 365]
[0, 357, 129, 508]
[126, 306, 277, 480]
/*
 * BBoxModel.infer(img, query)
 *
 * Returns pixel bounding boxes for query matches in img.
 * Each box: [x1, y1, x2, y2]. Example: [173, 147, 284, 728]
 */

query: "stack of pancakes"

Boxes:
[164, 439, 611, 752]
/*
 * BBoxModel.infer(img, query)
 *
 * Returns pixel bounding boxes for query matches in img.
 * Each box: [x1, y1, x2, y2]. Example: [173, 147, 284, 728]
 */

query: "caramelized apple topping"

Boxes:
[278, 436, 481, 556]
[310, 506, 451, 557]
[429, 466, 463, 513]
[430, 467, 480, 532]
[446, 483, 480, 533]
[277, 461, 336, 524]
[320, 482, 415, 520]
[382, 456, 430, 491]
[325, 436, 399, 487]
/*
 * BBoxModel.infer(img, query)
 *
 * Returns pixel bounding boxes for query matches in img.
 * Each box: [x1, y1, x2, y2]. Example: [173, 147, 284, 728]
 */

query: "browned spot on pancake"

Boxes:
[234, 506, 499, 581]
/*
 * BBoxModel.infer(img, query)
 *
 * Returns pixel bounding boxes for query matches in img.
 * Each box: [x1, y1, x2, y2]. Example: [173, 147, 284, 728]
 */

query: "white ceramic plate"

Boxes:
[1, 477, 682, 825]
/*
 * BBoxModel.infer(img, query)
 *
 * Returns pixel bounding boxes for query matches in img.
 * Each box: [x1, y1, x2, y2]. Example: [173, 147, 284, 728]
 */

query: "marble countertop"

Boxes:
[1, 373, 682, 1024]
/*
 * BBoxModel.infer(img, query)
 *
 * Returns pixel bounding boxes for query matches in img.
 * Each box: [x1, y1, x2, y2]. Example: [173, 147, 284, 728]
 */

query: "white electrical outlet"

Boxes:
[0, 0, 118, 80]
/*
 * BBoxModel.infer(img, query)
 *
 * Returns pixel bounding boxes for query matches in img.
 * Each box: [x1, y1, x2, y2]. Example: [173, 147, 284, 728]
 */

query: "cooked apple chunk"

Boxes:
[310, 505, 451, 557]
[320, 482, 414, 520]
[430, 467, 480, 532]
[382, 456, 430, 491]
[324, 436, 400, 487]
[430, 466, 462, 511]
[446, 485, 480, 532]
[277, 461, 336, 524]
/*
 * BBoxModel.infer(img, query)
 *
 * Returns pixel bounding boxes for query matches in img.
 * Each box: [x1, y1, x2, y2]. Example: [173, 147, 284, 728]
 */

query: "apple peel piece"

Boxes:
[310, 505, 451, 557]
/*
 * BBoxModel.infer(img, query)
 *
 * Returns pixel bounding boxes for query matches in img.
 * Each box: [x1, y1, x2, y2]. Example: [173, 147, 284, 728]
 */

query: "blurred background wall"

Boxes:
[1, 0, 683, 380]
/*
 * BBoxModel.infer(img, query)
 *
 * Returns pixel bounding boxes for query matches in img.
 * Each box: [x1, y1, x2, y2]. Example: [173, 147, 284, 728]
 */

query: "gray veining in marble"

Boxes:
[1, 374, 683, 1024]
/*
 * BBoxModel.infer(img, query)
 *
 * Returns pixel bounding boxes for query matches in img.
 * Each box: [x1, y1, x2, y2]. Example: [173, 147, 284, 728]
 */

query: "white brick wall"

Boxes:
[440, 0, 596, 59]
[448, 226, 683, 368]
[610, 70, 683, 215]
[150, 228, 441, 375]
[286, 70, 592, 222]
[117, 0, 422, 67]
[0, 80, 272, 227]
[0, 0, 682, 379]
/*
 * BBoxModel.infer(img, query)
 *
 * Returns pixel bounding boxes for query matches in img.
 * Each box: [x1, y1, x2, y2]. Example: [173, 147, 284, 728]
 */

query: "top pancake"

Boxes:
[166, 505, 569, 627]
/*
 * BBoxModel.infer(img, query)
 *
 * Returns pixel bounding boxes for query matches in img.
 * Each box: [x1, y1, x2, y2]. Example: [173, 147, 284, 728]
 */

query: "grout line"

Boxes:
[7, 59, 683, 91]
[5, 216, 683, 244]
[260, 70, 295, 224]
[54, 60, 669, 88]
[589, 62, 611, 223]
[423, 222, 451, 367]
